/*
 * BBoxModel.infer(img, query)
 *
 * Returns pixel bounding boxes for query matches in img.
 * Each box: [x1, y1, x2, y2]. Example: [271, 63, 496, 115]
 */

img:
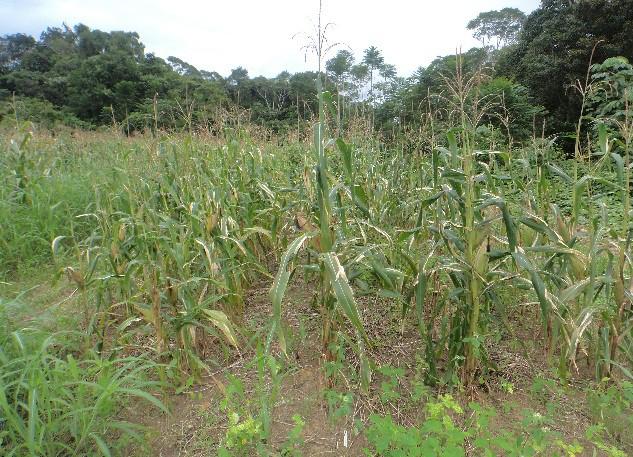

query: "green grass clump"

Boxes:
[0, 299, 166, 456]
[0, 131, 127, 280]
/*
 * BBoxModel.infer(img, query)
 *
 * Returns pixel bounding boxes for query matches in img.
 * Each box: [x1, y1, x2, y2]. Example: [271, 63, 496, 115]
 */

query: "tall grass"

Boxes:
[0, 132, 111, 279]
[0, 299, 166, 456]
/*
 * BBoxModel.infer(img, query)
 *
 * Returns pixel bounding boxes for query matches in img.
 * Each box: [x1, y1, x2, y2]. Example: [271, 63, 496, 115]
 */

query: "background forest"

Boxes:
[1, 0, 632, 149]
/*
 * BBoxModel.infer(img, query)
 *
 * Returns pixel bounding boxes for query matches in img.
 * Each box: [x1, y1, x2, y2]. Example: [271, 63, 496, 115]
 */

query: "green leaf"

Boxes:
[573, 175, 592, 222]
[559, 278, 590, 303]
[352, 184, 370, 217]
[546, 163, 573, 183]
[322, 252, 367, 342]
[420, 191, 444, 210]
[336, 137, 353, 180]
[415, 269, 429, 331]
[519, 215, 561, 242]
[268, 234, 312, 355]
[322, 252, 371, 389]
[118, 388, 168, 414]
[513, 250, 550, 326]
[611, 152, 625, 188]
[51, 236, 67, 258]
[27, 388, 38, 449]
[90, 433, 112, 457]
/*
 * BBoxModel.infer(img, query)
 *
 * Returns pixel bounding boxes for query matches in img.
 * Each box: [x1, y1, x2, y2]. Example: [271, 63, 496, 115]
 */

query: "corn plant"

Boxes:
[410, 62, 523, 384]
[269, 73, 372, 388]
[52, 137, 303, 380]
[516, 123, 632, 381]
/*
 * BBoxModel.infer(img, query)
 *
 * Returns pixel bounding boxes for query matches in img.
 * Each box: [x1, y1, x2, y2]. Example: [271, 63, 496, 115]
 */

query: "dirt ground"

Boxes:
[5, 268, 626, 456]
[112, 277, 620, 457]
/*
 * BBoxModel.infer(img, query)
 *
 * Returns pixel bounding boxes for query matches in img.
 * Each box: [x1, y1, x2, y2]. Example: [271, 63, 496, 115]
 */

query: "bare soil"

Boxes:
[122, 277, 621, 457]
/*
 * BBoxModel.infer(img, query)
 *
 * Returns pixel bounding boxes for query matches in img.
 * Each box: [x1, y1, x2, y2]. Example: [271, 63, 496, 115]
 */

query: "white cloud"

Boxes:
[0, 0, 540, 77]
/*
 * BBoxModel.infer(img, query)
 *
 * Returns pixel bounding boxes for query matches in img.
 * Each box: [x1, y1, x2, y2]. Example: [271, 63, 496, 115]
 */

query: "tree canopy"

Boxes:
[0, 24, 336, 133]
[2, 1, 633, 148]
[497, 0, 633, 137]
[467, 8, 526, 49]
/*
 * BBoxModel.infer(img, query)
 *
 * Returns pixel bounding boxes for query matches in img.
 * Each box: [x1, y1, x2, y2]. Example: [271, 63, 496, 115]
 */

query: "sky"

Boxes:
[0, 0, 540, 78]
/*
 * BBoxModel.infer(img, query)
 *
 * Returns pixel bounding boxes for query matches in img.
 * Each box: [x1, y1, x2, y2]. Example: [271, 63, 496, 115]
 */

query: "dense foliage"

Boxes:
[0, 25, 332, 134]
[2, 1, 633, 148]
[497, 0, 633, 138]
[2, 2, 633, 455]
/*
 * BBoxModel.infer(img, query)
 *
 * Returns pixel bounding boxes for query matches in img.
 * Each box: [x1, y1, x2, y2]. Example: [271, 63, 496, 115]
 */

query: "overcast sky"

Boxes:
[1, 0, 540, 78]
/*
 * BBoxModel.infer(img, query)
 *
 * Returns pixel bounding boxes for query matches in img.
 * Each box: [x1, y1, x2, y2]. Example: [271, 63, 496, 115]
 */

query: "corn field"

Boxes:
[1, 60, 632, 456]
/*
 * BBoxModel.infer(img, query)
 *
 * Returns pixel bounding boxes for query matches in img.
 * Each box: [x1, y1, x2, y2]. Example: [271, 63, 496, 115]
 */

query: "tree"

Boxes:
[0, 34, 36, 73]
[497, 0, 633, 141]
[373, 75, 406, 135]
[326, 49, 354, 92]
[478, 77, 546, 143]
[379, 64, 396, 81]
[75, 24, 108, 57]
[167, 56, 201, 77]
[39, 25, 77, 55]
[587, 56, 633, 128]
[107, 30, 144, 61]
[227, 67, 249, 86]
[0, 24, 394, 133]
[362, 46, 384, 104]
[66, 51, 141, 122]
[290, 71, 322, 120]
[350, 63, 369, 101]
[326, 50, 354, 125]
[200, 70, 223, 82]
[467, 8, 526, 49]
[20, 44, 55, 73]
[402, 48, 488, 118]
